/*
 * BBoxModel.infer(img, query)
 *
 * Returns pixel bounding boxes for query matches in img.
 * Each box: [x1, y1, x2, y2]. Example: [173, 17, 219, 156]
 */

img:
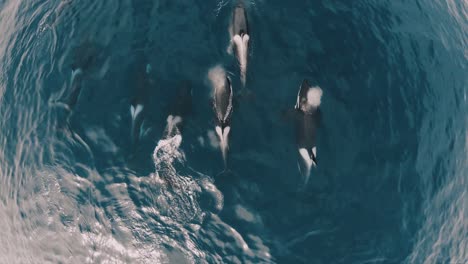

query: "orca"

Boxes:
[230, 1, 250, 87]
[63, 67, 84, 112]
[208, 66, 233, 166]
[130, 63, 152, 148]
[294, 79, 322, 183]
[54, 43, 99, 124]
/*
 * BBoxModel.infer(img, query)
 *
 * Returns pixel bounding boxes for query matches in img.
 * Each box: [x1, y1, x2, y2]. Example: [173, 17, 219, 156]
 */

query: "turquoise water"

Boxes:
[0, 0, 466, 263]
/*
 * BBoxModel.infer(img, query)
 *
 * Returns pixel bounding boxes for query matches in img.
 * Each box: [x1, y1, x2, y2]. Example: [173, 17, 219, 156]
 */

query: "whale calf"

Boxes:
[230, 1, 250, 87]
[208, 66, 233, 166]
[294, 79, 322, 183]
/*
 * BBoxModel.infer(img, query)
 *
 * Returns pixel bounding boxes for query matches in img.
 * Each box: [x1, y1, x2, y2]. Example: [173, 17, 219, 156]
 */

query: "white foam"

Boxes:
[207, 130, 219, 148]
[207, 65, 227, 95]
[197, 136, 205, 147]
[306, 87, 323, 107]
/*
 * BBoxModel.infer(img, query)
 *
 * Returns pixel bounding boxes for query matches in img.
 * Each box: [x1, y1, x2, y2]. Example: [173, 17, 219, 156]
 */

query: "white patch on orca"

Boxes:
[233, 34, 249, 86]
[312, 147, 317, 159]
[215, 126, 224, 146]
[130, 104, 144, 144]
[306, 87, 323, 107]
[130, 104, 144, 121]
[140, 119, 152, 138]
[71, 68, 83, 82]
[223, 126, 230, 147]
[298, 148, 313, 178]
[215, 125, 229, 165]
[165, 115, 183, 138]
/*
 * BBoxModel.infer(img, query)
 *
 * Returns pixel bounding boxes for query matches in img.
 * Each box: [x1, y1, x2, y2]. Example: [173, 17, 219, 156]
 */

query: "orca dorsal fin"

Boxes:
[295, 79, 310, 109]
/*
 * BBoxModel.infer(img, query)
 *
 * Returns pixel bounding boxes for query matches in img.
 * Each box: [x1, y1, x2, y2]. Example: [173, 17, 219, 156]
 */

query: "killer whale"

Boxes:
[294, 79, 322, 183]
[230, 1, 250, 87]
[130, 63, 152, 148]
[208, 66, 233, 166]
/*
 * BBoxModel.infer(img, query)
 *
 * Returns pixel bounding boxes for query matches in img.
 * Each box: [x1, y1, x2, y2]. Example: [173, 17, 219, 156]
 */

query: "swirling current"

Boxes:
[0, 0, 466, 263]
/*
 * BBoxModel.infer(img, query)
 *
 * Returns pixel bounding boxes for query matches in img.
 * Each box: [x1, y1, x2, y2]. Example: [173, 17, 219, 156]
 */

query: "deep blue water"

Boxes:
[0, 0, 466, 263]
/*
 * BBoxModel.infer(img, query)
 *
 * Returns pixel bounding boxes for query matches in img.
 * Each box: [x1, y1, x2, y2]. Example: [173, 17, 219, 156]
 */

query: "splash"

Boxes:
[207, 65, 227, 97]
[306, 86, 323, 108]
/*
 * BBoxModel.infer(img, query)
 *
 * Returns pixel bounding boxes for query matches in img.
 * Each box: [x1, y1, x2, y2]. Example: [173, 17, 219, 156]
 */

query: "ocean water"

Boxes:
[0, 0, 466, 263]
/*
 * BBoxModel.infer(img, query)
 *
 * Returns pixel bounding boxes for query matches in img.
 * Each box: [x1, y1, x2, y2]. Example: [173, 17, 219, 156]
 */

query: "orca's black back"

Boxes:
[232, 5, 249, 35]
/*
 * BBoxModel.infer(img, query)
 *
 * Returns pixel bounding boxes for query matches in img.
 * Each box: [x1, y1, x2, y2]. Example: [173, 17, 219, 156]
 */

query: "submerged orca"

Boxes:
[294, 79, 322, 183]
[55, 42, 100, 124]
[129, 63, 152, 148]
[208, 66, 233, 166]
[163, 81, 193, 139]
[230, 1, 250, 87]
